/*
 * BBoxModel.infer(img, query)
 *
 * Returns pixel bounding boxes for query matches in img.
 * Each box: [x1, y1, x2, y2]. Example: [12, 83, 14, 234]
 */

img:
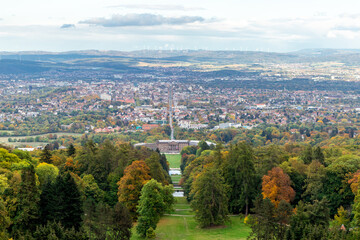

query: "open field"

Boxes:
[131, 197, 251, 239]
[165, 154, 181, 168]
[170, 197, 192, 215]
[0, 130, 15, 134]
[0, 132, 83, 147]
[131, 215, 250, 240]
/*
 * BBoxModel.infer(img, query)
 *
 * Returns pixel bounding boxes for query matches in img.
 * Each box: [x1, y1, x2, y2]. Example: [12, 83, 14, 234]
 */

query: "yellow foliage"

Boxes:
[244, 215, 250, 224]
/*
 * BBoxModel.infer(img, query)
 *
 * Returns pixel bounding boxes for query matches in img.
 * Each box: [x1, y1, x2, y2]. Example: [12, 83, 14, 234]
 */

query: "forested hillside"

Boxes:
[2, 138, 360, 239]
[0, 140, 173, 239]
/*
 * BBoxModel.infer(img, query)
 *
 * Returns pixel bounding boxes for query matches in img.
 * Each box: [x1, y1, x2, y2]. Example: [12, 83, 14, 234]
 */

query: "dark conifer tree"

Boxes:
[301, 145, 313, 164]
[39, 173, 83, 230]
[313, 146, 325, 165]
[223, 142, 257, 215]
[67, 143, 76, 157]
[12, 165, 40, 236]
[40, 144, 52, 163]
[190, 167, 229, 228]
[61, 172, 83, 230]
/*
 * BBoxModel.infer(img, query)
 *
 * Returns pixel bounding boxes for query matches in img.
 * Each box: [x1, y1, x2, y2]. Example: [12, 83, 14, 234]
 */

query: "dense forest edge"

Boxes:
[1, 137, 360, 239]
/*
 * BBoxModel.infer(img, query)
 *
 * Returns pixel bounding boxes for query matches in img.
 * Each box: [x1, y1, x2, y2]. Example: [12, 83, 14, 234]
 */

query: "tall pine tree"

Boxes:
[12, 165, 40, 236]
[40, 144, 52, 163]
[190, 166, 229, 228]
[39, 172, 83, 230]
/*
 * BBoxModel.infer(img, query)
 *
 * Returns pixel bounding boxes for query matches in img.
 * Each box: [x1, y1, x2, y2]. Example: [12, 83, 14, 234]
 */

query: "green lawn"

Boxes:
[165, 154, 181, 168]
[131, 216, 250, 240]
[131, 197, 251, 239]
[171, 175, 182, 184]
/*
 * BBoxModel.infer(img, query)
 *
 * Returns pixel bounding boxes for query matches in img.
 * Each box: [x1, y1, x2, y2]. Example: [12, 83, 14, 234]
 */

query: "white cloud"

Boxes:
[79, 13, 205, 27]
[108, 4, 205, 11]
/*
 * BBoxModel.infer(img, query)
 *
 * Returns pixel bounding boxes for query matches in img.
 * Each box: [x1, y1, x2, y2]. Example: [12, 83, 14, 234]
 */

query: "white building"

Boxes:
[100, 93, 112, 101]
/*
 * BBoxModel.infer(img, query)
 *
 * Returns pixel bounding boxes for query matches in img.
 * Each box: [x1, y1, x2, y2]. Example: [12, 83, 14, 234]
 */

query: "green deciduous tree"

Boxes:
[136, 179, 174, 237]
[35, 162, 59, 187]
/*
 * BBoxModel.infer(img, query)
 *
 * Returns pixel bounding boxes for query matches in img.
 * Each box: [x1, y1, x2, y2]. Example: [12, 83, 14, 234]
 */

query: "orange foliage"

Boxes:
[348, 170, 360, 194]
[64, 157, 80, 174]
[262, 167, 295, 207]
[117, 160, 152, 216]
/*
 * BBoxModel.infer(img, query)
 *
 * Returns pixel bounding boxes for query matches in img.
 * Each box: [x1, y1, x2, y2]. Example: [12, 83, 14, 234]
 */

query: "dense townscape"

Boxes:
[1, 50, 360, 240]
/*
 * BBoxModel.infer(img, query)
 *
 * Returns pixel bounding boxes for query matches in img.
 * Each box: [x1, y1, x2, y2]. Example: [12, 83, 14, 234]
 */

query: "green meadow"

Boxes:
[165, 154, 181, 168]
[131, 197, 251, 240]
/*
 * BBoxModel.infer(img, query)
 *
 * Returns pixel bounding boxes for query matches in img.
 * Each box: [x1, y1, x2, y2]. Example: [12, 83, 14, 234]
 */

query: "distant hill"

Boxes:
[2, 49, 360, 75]
[0, 59, 49, 74]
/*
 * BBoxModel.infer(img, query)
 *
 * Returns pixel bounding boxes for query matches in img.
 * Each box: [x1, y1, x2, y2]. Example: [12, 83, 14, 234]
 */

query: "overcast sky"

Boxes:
[2, 0, 360, 52]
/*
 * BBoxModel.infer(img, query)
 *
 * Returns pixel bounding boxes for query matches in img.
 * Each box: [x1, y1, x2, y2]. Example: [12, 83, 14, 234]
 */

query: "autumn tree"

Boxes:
[117, 160, 151, 218]
[262, 167, 295, 207]
[348, 170, 360, 194]
[190, 166, 229, 228]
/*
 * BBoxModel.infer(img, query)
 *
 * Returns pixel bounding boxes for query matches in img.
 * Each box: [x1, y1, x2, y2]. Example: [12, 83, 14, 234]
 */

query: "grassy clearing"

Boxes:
[171, 175, 182, 184]
[131, 197, 250, 239]
[165, 154, 181, 168]
[0, 130, 14, 134]
[0, 132, 82, 147]
[174, 197, 191, 211]
[131, 216, 250, 240]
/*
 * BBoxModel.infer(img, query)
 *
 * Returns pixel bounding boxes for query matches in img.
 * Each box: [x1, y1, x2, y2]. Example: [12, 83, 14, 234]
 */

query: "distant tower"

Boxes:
[168, 86, 175, 140]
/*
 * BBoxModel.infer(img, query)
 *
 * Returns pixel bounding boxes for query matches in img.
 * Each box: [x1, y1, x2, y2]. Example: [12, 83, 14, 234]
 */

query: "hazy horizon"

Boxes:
[1, 48, 360, 54]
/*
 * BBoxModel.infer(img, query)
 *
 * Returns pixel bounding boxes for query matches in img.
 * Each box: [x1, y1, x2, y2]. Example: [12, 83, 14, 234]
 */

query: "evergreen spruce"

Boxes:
[67, 143, 76, 157]
[40, 145, 52, 163]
